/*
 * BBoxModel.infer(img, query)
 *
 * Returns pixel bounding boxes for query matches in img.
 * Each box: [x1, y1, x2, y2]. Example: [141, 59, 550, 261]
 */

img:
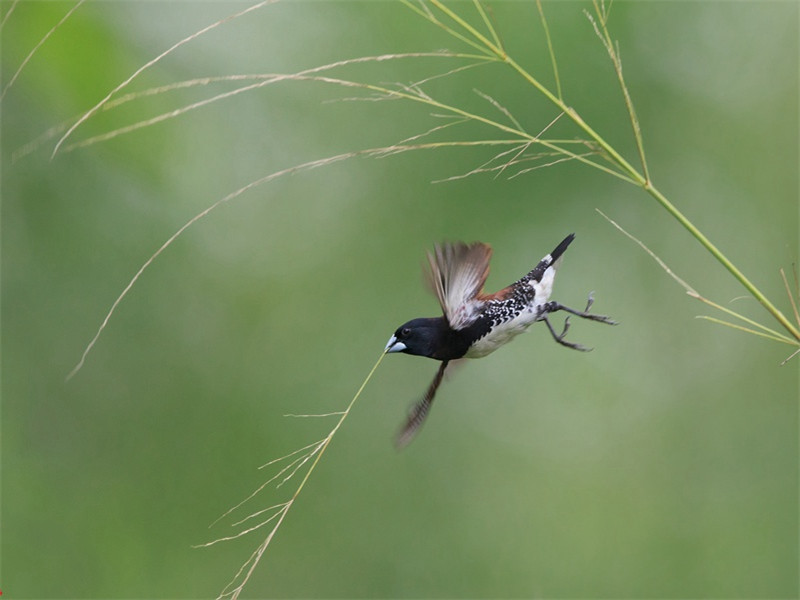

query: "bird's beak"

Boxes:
[385, 335, 406, 354]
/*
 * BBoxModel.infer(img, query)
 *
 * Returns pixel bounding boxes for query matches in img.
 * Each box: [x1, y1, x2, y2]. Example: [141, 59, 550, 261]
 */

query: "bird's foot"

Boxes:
[542, 315, 591, 352]
[540, 294, 617, 351]
[544, 294, 618, 326]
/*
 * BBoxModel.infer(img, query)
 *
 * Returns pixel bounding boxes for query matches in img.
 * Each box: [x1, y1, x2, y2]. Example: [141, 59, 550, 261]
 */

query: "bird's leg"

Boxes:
[540, 293, 617, 351]
[541, 314, 591, 352]
[543, 293, 618, 325]
[396, 360, 449, 449]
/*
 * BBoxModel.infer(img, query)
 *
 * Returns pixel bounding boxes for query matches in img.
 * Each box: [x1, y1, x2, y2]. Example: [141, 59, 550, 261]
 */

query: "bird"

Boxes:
[384, 233, 616, 447]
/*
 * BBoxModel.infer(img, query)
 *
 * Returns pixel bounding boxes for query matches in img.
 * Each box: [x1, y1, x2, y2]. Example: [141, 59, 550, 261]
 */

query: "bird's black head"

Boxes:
[385, 317, 446, 358]
[385, 316, 468, 360]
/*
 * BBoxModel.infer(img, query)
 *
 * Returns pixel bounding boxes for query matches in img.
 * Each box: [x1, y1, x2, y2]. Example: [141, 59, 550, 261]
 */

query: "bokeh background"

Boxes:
[3, 1, 798, 597]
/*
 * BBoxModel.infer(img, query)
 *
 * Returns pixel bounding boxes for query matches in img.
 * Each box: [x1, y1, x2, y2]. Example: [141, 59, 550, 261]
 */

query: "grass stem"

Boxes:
[211, 351, 386, 599]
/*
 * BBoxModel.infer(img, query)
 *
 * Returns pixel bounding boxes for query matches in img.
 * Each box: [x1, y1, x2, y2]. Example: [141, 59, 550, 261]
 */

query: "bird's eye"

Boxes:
[401, 327, 411, 337]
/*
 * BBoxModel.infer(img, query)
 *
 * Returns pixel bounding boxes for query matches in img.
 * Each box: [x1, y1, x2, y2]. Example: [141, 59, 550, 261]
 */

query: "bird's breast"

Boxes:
[463, 309, 539, 358]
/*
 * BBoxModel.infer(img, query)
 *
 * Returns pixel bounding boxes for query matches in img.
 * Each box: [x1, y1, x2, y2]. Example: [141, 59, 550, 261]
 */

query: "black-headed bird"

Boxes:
[385, 233, 615, 447]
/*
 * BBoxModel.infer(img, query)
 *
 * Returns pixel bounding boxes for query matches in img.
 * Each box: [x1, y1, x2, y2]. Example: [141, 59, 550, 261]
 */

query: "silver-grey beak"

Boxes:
[385, 335, 406, 353]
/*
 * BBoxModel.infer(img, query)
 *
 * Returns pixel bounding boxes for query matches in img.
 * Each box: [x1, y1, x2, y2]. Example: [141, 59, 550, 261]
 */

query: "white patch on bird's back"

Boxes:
[531, 265, 556, 305]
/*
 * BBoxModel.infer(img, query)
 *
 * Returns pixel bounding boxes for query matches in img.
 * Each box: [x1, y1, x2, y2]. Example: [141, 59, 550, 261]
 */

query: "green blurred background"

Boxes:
[3, 1, 798, 597]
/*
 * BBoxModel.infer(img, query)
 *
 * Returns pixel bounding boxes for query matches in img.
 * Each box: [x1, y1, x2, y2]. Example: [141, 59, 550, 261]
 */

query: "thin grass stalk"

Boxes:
[691, 297, 796, 346]
[51, 0, 279, 158]
[473, 0, 502, 51]
[780, 268, 800, 327]
[402, 0, 496, 57]
[695, 316, 796, 345]
[0, 0, 20, 27]
[587, 1, 650, 182]
[599, 209, 799, 348]
[212, 352, 386, 599]
[536, 0, 562, 101]
[1, 0, 86, 100]
[643, 184, 800, 342]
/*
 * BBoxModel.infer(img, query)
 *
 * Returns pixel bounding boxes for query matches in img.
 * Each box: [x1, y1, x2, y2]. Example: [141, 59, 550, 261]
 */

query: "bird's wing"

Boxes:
[425, 242, 492, 330]
[396, 360, 449, 448]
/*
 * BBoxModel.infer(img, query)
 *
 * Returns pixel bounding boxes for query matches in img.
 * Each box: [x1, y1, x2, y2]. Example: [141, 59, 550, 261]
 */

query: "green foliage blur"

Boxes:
[3, 1, 797, 597]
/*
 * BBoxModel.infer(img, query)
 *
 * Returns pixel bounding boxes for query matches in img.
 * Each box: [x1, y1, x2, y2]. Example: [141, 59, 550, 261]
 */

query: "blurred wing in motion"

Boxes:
[426, 242, 492, 330]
